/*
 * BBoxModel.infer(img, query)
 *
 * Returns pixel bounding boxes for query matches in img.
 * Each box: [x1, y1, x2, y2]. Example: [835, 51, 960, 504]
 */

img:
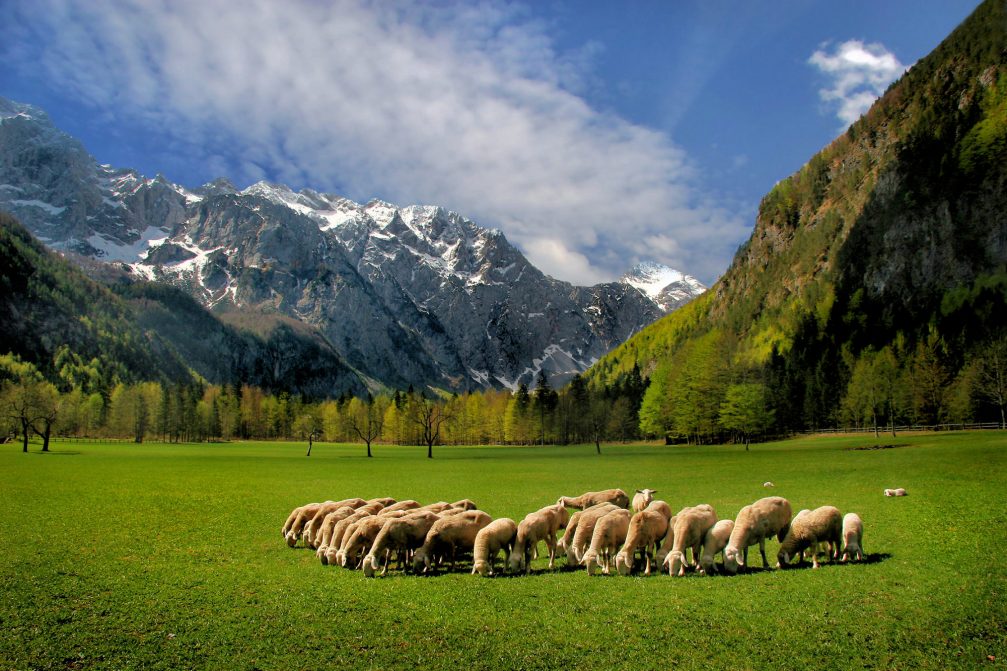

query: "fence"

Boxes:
[806, 422, 1004, 435]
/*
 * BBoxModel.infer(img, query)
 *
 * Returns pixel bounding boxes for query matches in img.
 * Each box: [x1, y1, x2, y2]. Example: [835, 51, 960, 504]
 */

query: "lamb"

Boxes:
[361, 511, 441, 577]
[884, 488, 908, 497]
[777, 505, 842, 569]
[508, 503, 570, 574]
[698, 519, 735, 575]
[558, 489, 630, 510]
[841, 513, 864, 562]
[472, 518, 518, 577]
[615, 506, 671, 576]
[583, 509, 632, 576]
[665, 505, 718, 577]
[562, 502, 620, 566]
[413, 510, 493, 573]
[632, 488, 658, 514]
[723, 496, 792, 574]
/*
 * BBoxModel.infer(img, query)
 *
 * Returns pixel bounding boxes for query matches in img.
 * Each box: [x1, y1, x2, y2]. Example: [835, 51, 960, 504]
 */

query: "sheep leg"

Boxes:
[758, 539, 768, 568]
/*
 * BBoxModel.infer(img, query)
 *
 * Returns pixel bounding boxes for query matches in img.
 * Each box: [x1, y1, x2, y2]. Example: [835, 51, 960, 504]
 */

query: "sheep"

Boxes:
[413, 510, 493, 573]
[723, 496, 792, 574]
[379, 500, 422, 514]
[763, 482, 775, 488]
[632, 488, 658, 514]
[666, 505, 718, 577]
[558, 489, 630, 510]
[282, 502, 328, 547]
[563, 502, 620, 566]
[777, 505, 842, 569]
[644, 499, 673, 520]
[340, 512, 410, 568]
[884, 488, 908, 497]
[841, 513, 864, 562]
[654, 515, 678, 568]
[313, 506, 358, 560]
[698, 519, 735, 575]
[417, 501, 454, 514]
[583, 509, 632, 576]
[323, 506, 381, 565]
[304, 498, 368, 548]
[472, 518, 518, 577]
[615, 507, 671, 576]
[366, 497, 397, 507]
[361, 511, 441, 577]
[450, 499, 478, 511]
[509, 503, 570, 574]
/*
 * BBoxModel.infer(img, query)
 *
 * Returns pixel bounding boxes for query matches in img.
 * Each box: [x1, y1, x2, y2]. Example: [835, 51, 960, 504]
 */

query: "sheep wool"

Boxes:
[616, 507, 671, 576]
[777, 505, 843, 569]
[699, 519, 734, 575]
[584, 509, 632, 576]
[472, 518, 518, 577]
[413, 510, 492, 573]
[666, 505, 718, 577]
[557, 489, 630, 510]
[841, 513, 864, 562]
[723, 496, 793, 574]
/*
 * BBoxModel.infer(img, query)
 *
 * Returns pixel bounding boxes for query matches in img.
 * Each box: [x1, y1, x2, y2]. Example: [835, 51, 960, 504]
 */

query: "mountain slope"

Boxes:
[0, 99, 702, 392]
[589, 0, 1007, 432]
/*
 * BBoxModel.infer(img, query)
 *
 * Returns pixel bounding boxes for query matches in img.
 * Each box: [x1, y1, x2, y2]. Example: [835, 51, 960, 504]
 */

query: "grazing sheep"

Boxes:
[655, 515, 678, 568]
[632, 488, 658, 514]
[763, 482, 775, 488]
[472, 518, 518, 577]
[282, 502, 320, 540]
[583, 509, 632, 576]
[413, 510, 493, 573]
[723, 496, 792, 574]
[314, 506, 358, 560]
[615, 507, 671, 576]
[282, 502, 330, 547]
[666, 505, 718, 577]
[564, 502, 620, 566]
[366, 497, 397, 508]
[417, 501, 454, 514]
[699, 519, 735, 575]
[645, 499, 673, 520]
[777, 505, 843, 569]
[324, 507, 381, 565]
[341, 512, 409, 568]
[558, 489, 631, 510]
[379, 500, 422, 514]
[450, 499, 478, 510]
[509, 503, 571, 573]
[841, 513, 864, 562]
[362, 511, 441, 577]
[884, 488, 908, 497]
[304, 499, 368, 549]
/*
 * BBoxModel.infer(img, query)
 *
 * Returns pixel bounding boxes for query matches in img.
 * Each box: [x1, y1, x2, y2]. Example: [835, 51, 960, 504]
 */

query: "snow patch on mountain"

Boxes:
[620, 261, 706, 312]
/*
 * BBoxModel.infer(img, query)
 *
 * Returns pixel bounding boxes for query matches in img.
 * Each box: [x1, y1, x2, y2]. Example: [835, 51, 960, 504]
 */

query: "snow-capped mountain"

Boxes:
[620, 261, 706, 312]
[0, 96, 702, 392]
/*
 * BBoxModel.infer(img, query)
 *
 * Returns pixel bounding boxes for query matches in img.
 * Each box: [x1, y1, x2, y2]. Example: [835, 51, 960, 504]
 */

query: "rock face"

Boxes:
[0, 97, 705, 392]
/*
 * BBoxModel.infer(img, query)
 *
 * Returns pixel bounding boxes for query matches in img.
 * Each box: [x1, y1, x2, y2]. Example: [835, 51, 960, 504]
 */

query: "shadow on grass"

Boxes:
[30, 450, 82, 456]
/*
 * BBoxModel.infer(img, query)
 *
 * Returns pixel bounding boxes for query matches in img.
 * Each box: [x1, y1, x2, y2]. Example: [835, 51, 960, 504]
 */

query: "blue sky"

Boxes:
[0, 0, 979, 285]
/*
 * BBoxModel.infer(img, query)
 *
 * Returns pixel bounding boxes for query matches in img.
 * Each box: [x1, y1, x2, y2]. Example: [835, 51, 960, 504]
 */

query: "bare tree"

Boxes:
[408, 396, 453, 459]
[974, 336, 1007, 429]
[346, 394, 385, 457]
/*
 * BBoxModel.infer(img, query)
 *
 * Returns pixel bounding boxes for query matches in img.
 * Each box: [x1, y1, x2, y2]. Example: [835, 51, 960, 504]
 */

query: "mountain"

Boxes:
[620, 262, 706, 312]
[0, 98, 701, 392]
[588, 0, 1007, 434]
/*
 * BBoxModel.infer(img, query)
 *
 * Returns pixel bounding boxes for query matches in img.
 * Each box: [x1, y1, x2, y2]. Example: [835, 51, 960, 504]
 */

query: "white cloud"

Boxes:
[809, 40, 906, 127]
[3, 0, 749, 285]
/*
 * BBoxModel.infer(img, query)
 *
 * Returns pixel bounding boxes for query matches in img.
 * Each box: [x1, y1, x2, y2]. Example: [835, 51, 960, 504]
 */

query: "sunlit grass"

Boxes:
[1, 432, 1004, 670]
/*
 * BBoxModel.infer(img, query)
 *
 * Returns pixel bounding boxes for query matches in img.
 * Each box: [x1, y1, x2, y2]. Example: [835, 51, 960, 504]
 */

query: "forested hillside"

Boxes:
[589, 0, 1007, 439]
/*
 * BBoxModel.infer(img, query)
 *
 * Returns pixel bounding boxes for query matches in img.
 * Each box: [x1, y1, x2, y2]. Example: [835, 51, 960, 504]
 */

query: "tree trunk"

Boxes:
[594, 437, 601, 455]
[366, 441, 372, 458]
[427, 441, 433, 459]
[306, 435, 312, 457]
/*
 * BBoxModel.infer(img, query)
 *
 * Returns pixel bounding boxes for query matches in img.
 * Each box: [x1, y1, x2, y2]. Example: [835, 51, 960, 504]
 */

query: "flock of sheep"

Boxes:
[281, 489, 865, 578]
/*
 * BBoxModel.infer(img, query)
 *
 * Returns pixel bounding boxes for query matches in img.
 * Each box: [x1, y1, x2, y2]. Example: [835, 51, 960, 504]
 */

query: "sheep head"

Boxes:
[723, 546, 741, 574]
[615, 551, 633, 576]
[362, 555, 378, 577]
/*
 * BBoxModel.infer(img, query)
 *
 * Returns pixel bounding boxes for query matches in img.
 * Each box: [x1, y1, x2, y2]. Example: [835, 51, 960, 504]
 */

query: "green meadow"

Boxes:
[1, 433, 1004, 670]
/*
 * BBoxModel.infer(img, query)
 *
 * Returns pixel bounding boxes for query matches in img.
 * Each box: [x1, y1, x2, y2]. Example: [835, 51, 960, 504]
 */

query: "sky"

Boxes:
[0, 0, 981, 286]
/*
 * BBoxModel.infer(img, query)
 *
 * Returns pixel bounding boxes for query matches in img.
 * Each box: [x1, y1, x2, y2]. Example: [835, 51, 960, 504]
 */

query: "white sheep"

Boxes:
[698, 519, 734, 575]
[366, 497, 397, 508]
[666, 505, 718, 577]
[361, 511, 441, 577]
[283, 502, 328, 547]
[777, 505, 842, 569]
[314, 506, 359, 560]
[841, 512, 864, 562]
[379, 500, 422, 514]
[413, 510, 493, 573]
[340, 512, 407, 568]
[563, 502, 620, 566]
[557, 489, 630, 510]
[583, 509, 632, 576]
[450, 498, 478, 510]
[763, 482, 775, 488]
[884, 488, 908, 497]
[509, 503, 570, 573]
[323, 507, 379, 565]
[615, 506, 671, 576]
[472, 518, 518, 577]
[723, 496, 793, 574]
[631, 488, 658, 513]
[303, 498, 368, 548]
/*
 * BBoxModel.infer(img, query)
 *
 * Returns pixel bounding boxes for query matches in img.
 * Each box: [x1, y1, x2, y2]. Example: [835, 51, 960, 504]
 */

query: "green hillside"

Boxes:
[590, 0, 1007, 437]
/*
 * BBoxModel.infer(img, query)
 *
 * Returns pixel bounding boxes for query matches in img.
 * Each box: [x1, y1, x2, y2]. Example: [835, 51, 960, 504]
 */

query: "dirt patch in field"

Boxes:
[846, 444, 901, 451]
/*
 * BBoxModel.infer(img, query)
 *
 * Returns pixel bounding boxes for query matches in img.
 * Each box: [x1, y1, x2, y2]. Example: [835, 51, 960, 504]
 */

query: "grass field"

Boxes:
[1, 432, 1005, 670]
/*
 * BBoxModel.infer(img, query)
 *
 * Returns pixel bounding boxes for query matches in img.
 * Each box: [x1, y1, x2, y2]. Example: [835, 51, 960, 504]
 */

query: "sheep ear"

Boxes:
[635, 489, 642, 494]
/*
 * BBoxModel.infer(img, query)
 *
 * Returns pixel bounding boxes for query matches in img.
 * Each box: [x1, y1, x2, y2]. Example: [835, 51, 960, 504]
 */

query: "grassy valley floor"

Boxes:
[1, 433, 1004, 670]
